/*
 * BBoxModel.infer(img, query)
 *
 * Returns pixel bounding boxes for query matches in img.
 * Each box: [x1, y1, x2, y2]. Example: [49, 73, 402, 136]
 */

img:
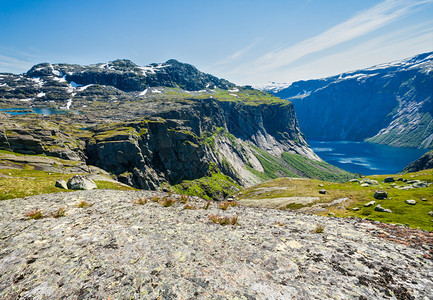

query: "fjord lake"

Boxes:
[309, 140, 430, 175]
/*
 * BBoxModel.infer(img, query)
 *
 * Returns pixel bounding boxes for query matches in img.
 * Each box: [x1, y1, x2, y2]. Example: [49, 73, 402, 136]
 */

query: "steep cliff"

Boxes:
[270, 52, 433, 148]
[0, 59, 354, 198]
[402, 150, 433, 173]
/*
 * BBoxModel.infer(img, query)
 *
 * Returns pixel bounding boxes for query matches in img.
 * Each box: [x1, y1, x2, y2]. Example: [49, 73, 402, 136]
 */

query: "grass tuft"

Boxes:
[160, 197, 176, 207]
[77, 200, 92, 208]
[179, 195, 189, 204]
[134, 198, 148, 205]
[202, 201, 211, 210]
[51, 207, 66, 218]
[25, 209, 44, 220]
[183, 203, 197, 210]
[208, 214, 239, 225]
[312, 224, 325, 233]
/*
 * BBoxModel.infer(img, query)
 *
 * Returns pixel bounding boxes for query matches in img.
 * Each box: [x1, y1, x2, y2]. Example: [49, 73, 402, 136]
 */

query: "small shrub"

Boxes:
[312, 224, 325, 233]
[179, 195, 189, 204]
[77, 200, 92, 208]
[208, 214, 239, 225]
[25, 209, 44, 220]
[134, 198, 148, 205]
[202, 201, 211, 210]
[219, 201, 231, 210]
[161, 197, 176, 207]
[219, 201, 238, 210]
[183, 203, 197, 210]
[51, 207, 66, 218]
[151, 195, 160, 202]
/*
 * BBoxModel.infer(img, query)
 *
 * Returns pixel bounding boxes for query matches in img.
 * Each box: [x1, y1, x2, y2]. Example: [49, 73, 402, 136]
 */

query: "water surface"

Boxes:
[0, 108, 79, 116]
[308, 140, 430, 175]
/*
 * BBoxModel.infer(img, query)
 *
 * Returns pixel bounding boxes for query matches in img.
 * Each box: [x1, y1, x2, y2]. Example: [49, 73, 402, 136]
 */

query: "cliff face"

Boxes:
[1, 59, 353, 198]
[271, 52, 433, 148]
[402, 150, 433, 173]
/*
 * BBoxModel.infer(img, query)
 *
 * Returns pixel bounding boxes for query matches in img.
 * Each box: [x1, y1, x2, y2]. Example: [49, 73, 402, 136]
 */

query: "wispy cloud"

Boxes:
[253, 20, 433, 85]
[210, 40, 260, 68]
[252, 0, 433, 73]
[0, 54, 33, 74]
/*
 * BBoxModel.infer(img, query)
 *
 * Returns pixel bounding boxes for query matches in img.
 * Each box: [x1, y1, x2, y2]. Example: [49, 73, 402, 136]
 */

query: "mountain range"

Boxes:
[0, 59, 354, 199]
[266, 52, 433, 148]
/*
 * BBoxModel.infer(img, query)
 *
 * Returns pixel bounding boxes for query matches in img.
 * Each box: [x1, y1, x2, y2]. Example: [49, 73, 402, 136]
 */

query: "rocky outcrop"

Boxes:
[0, 189, 431, 299]
[270, 52, 433, 148]
[402, 149, 433, 173]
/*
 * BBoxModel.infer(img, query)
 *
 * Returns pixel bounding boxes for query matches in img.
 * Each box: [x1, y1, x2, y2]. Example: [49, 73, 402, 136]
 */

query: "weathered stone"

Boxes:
[55, 179, 68, 189]
[349, 179, 359, 183]
[413, 182, 429, 188]
[383, 177, 395, 183]
[352, 207, 360, 211]
[67, 175, 97, 190]
[0, 189, 431, 299]
[421, 198, 427, 202]
[373, 190, 388, 200]
[364, 201, 376, 207]
[360, 183, 370, 187]
[374, 205, 392, 213]
[428, 211, 433, 216]
[405, 199, 416, 205]
[319, 189, 327, 194]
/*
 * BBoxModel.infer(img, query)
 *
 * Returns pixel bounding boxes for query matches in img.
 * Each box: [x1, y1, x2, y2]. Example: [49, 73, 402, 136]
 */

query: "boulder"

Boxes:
[349, 179, 359, 183]
[319, 189, 327, 194]
[428, 211, 433, 216]
[374, 205, 392, 213]
[405, 199, 417, 205]
[352, 207, 360, 211]
[364, 201, 376, 207]
[67, 175, 97, 190]
[55, 179, 68, 189]
[421, 198, 427, 201]
[373, 190, 388, 200]
[360, 183, 370, 187]
[413, 182, 429, 188]
[383, 177, 395, 183]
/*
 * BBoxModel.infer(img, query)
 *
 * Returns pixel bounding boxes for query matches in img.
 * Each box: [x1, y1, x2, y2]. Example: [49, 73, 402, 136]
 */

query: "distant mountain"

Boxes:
[266, 52, 433, 148]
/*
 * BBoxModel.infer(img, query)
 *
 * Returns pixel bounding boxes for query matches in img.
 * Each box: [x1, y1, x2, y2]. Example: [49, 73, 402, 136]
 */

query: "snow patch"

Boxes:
[37, 92, 45, 98]
[229, 93, 238, 97]
[78, 84, 94, 91]
[229, 88, 239, 92]
[65, 98, 73, 110]
[151, 89, 162, 94]
[139, 88, 148, 96]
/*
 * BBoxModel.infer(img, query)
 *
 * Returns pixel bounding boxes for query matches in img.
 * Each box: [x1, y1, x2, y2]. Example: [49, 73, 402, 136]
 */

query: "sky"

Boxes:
[0, 0, 432, 86]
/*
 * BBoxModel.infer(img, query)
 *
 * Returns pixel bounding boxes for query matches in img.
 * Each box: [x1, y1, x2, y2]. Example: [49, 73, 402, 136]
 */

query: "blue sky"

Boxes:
[1, 0, 432, 86]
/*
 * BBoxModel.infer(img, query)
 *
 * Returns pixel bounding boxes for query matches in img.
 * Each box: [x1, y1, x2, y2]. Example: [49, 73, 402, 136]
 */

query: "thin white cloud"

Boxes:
[253, 21, 433, 85]
[252, 0, 433, 73]
[210, 40, 260, 68]
[0, 54, 33, 74]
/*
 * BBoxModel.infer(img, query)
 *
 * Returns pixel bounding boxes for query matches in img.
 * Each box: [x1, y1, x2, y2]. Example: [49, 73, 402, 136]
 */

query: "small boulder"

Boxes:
[352, 207, 360, 211]
[397, 178, 404, 181]
[373, 190, 388, 200]
[413, 182, 429, 188]
[421, 198, 427, 202]
[67, 175, 97, 190]
[318, 184, 324, 187]
[374, 205, 392, 213]
[405, 199, 417, 205]
[384, 177, 395, 183]
[319, 189, 327, 194]
[360, 183, 370, 187]
[428, 211, 433, 216]
[349, 179, 359, 183]
[364, 201, 376, 207]
[55, 179, 68, 189]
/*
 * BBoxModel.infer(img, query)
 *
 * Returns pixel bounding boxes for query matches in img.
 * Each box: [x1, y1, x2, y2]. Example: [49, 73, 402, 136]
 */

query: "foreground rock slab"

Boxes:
[0, 190, 432, 299]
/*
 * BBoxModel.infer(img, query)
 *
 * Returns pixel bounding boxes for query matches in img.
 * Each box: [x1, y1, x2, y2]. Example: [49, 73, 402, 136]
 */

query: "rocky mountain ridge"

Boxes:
[267, 52, 433, 148]
[0, 59, 354, 198]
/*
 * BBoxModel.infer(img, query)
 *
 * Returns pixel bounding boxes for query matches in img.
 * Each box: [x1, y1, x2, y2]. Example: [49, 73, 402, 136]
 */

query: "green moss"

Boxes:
[237, 169, 433, 231]
[170, 171, 240, 200]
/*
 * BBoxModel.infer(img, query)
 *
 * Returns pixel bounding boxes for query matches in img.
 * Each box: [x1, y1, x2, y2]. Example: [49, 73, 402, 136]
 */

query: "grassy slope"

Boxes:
[0, 168, 135, 201]
[249, 146, 356, 183]
[236, 169, 433, 231]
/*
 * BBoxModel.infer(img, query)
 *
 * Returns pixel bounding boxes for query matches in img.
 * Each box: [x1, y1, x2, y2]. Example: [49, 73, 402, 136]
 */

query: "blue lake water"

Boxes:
[308, 140, 430, 175]
[0, 108, 78, 116]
